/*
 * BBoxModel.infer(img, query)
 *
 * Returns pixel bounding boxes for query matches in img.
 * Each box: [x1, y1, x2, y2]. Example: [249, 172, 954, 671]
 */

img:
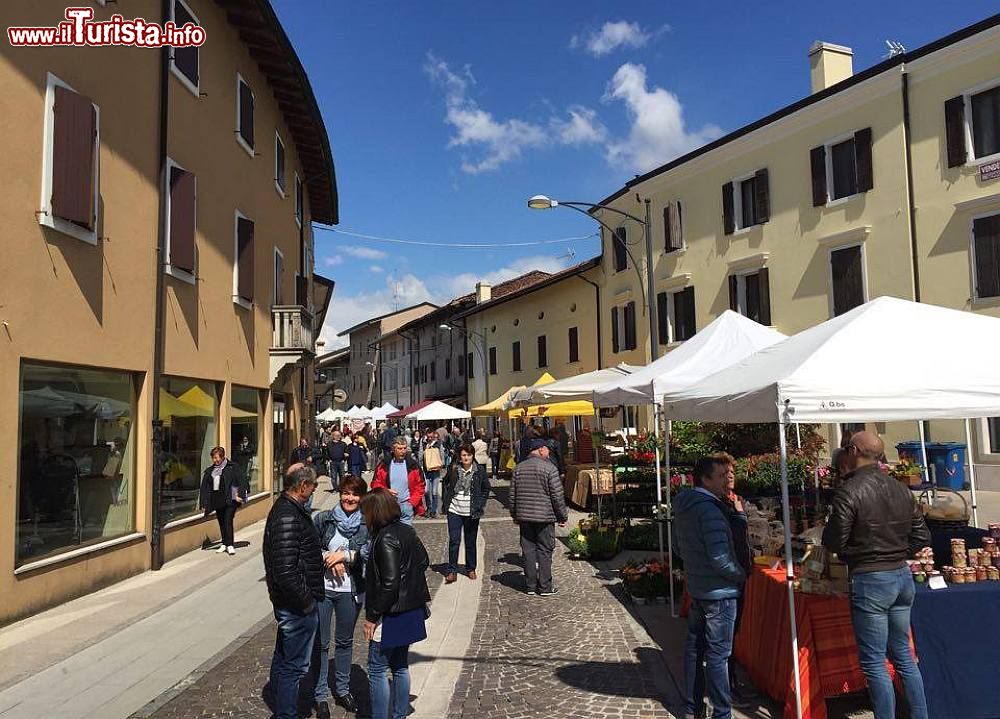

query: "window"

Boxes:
[231, 386, 261, 495]
[272, 247, 284, 307]
[657, 287, 697, 344]
[16, 362, 136, 565]
[236, 74, 254, 155]
[973, 213, 1000, 299]
[274, 133, 286, 196]
[948, 84, 1000, 166]
[537, 335, 547, 368]
[467, 352, 474, 378]
[294, 173, 304, 227]
[233, 212, 254, 307]
[430, 361, 436, 381]
[165, 159, 196, 281]
[445, 358, 451, 379]
[159, 376, 218, 523]
[40, 74, 100, 244]
[612, 227, 628, 272]
[488, 347, 497, 375]
[830, 245, 865, 316]
[971, 87, 1000, 159]
[723, 170, 769, 234]
[512, 341, 522, 372]
[728, 268, 771, 325]
[611, 303, 637, 353]
[170, 0, 199, 94]
[810, 128, 873, 205]
[568, 327, 579, 363]
[663, 201, 683, 252]
[988, 417, 1000, 453]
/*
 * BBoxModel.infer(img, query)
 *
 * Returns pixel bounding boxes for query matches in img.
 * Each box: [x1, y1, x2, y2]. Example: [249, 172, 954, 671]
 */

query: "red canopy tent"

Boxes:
[386, 399, 434, 419]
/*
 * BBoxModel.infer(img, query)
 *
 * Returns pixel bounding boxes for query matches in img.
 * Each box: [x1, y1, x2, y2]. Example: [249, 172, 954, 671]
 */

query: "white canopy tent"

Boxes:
[346, 405, 373, 419]
[406, 401, 472, 422]
[370, 402, 400, 422]
[508, 364, 639, 404]
[661, 296, 1000, 719]
[316, 407, 339, 422]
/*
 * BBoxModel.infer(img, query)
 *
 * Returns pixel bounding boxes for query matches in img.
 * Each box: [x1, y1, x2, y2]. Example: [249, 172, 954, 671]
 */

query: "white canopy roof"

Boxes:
[663, 296, 1000, 423]
[508, 364, 638, 405]
[316, 407, 338, 421]
[406, 400, 471, 421]
[370, 402, 400, 421]
[346, 405, 373, 419]
[593, 310, 787, 407]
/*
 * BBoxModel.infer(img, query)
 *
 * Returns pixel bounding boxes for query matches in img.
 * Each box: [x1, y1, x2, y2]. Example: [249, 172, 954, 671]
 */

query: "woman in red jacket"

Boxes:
[372, 436, 425, 524]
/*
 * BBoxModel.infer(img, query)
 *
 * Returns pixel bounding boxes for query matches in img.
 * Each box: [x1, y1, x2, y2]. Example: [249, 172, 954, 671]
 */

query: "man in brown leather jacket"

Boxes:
[821, 431, 930, 719]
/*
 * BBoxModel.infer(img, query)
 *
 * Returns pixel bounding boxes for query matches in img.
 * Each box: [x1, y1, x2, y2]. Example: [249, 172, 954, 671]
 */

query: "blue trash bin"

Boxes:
[895, 441, 928, 467]
[926, 442, 967, 490]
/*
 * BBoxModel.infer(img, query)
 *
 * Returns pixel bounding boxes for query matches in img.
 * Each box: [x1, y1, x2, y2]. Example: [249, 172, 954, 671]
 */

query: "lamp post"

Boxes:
[527, 195, 657, 364]
[440, 323, 488, 410]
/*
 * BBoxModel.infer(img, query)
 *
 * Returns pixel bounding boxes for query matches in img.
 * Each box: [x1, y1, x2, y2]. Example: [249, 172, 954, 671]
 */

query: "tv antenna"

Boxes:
[885, 40, 906, 58]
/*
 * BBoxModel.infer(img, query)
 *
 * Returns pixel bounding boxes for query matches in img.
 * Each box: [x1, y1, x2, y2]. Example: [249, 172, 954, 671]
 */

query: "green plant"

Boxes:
[734, 452, 810, 496]
[620, 522, 660, 551]
[668, 422, 826, 466]
[585, 529, 619, 559]
[567, 527, 589, 556]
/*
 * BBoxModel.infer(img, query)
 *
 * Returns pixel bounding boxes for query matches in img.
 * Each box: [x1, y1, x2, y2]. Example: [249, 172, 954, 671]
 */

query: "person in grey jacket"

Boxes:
[673, 456, 747, 719]
[510, 438, 567, 596]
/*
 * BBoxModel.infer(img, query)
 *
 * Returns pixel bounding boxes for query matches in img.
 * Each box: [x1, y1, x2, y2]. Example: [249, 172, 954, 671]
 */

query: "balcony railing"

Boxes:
[271, 305, 315, 352]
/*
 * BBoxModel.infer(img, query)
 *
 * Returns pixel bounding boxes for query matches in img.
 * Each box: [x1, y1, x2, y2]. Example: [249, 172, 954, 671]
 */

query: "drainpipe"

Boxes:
[150, 0, 171, 571]
[576, 275, 603, 369]
[901, 67, 921, 303]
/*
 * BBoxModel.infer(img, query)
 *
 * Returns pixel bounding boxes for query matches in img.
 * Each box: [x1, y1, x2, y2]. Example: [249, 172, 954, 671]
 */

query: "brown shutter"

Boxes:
[656, 292, 669, 344]
[831, 245, 865, 316]
[168, 167, 196, 272]
[754, 168, 770, 223]
[613, 227, 628, 271]
[237, 217, 254, 301]
[672, 201, 684, 249]
[854, 128, 873, 192]
[758, 267, 772, 326]
[973, 215, 1000, 299]
[728, 275, 738, 312]
[238, 80, 254, 148]
[611, 306, 620, 353]
[537, 335, 547, 367]
[51, 86, 96, 229]
[512, 341, 521, 371]
[296, 274, 308, 305]
[722, 181, 735, 235]
[172, 2, 198, 85]
[568, 327, 579, 363]
[663, 205, 672, 251]
[945, 95, 968, 168]
[624, 301, 637, 350]
[810, 145, 827, 206]
[679, 286, 696, 341]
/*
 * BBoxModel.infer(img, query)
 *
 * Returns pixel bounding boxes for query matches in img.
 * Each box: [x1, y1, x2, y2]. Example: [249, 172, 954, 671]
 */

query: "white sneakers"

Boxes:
[226, 546, 235, 555]
[216, 544, 236, 555]
[216, 544, 227, 554]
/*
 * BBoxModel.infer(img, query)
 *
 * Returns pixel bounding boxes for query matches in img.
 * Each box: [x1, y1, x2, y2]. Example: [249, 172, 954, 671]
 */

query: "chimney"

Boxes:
[808, 41, 853, 94]
[475, 281, 492, 304]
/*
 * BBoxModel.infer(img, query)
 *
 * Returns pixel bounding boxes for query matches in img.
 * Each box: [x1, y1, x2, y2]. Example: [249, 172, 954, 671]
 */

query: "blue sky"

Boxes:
[270, 1, 999, 348]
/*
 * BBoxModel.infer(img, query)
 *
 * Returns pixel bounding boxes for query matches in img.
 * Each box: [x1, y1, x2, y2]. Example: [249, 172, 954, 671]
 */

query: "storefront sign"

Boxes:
[980, 159, 1000, 183]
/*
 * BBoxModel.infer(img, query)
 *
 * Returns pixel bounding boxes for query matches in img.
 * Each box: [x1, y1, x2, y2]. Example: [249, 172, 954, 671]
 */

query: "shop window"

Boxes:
[830, 245, 865, 316]
[973, 213, 1000, 299]
[231, 386, 260, 495]
[16, 362, 136, 565]
[170, 0, 199, 94]
[160, 377, 217, 522]
[728, 268, 771, 325]
[568, 327, 579, 363]
[236, 74, 254, 155]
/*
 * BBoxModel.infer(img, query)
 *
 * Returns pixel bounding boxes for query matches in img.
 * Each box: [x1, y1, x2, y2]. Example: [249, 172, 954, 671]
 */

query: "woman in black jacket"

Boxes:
[360, 488, 431, 719]
[441, 443, 491, 583]
[199, 446, 248, 555]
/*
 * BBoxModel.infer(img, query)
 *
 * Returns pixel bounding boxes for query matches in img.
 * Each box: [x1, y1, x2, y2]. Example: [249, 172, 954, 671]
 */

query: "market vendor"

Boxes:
[821, 431, 931, 719]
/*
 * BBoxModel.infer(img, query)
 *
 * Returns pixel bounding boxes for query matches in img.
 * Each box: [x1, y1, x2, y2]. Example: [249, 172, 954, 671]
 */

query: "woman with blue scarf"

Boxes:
[311, 474, 369, 717]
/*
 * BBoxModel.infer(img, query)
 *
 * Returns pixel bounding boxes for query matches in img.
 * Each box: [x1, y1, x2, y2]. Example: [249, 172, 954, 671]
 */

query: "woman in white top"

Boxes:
[441, 444, 491, 584]
[311, 474, 370, 717]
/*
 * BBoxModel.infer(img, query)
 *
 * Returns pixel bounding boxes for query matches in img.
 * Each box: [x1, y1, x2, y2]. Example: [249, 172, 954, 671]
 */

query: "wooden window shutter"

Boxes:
[728, 275, 738, 312]
[51, 86, 96, 230]
[810, 145, 827, 206]
[512, 341, 521, 371]
[656, 292, 669, 344]
[757, 268, 772, 325]
[663, 205, 672, 251]
[296, 274, 308, 305]
[754, 168, 770, 223]
[611, 306, 620, 353]
[831, 245, 865, 316]
[537, 335, 547, 367]
[236, 217, 254, 301]
[671, 201, 684, 249]
[172, 1, 198, 86]
[945, 96, 968, 168]
[677, 286, 696, 341]
[973, 215, 1000, 299]
[854, 128, 873, 192]
[168, 167, 196, 272]
[624, 301, 637, 350]
[613, 227, 628, 271]
[238, 80, 254, 148]
[722, 181, 735, 235]
[568, 327, 579, 363]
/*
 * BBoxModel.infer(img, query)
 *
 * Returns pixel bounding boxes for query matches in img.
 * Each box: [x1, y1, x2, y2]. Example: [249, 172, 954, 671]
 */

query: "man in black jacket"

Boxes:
[822, 432, 930, 719]
[263, 464, 323, 719]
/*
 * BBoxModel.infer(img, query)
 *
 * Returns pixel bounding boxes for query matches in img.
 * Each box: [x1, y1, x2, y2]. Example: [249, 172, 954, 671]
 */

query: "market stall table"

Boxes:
[562, 463, 612, 508]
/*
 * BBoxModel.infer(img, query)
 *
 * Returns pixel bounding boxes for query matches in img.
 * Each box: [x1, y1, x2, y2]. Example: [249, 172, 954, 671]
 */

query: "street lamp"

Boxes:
[440, 322, 489, 411]
[528, 195, 657, 363]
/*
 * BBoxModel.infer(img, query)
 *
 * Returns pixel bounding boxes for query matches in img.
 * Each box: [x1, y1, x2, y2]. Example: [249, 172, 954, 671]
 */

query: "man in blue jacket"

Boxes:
[673, 456, 747, 719]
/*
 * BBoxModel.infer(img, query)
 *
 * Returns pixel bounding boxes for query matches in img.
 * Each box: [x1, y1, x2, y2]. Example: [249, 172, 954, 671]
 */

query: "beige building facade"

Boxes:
[0, 0, 337, 623]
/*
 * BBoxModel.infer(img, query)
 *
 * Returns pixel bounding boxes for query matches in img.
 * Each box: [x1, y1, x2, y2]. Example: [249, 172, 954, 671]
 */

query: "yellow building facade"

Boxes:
[0, 0, 337, 623]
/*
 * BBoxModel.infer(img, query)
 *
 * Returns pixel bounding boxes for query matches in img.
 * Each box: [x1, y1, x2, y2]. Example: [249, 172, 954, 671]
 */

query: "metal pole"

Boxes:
[965, 419, 980, 527]
[593, 409, 602, 520]
[918, 420, 932, 499]
[643, 198, 657, 365]
[779, 405, 804, 719]
[653, 403, 664, 562]
[664, 414, 677, 618]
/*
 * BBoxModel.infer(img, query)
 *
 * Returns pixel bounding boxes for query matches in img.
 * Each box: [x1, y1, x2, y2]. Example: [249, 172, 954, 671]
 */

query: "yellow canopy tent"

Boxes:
[508, 400, 596, 418]
[471, 384, 527, 416]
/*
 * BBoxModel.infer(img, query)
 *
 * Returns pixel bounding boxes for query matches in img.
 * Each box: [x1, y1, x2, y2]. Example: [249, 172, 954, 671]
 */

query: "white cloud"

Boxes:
[572, 21, 662, 56]
[603, 63, 723, 174]
[322, 255, 344, 267]
[552, 106, 607, 145]
[369, 265, 384, 274]
[342, 246, 388, 260]
[438, 254, 573, 299]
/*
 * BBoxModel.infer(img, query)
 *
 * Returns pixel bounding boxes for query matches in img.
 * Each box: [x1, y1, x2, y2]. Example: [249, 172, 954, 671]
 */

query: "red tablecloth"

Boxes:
[733, 567, 874, 719]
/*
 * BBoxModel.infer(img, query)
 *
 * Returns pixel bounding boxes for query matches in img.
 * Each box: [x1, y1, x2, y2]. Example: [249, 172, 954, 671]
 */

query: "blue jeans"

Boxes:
[314, 594, 361, 701]
[685, 597, 736, 719]
[368, 640, 410, 719]
[447, 513, 479, 574]
[269, 606, 319, 719]
[850, 567, 928, 719]
[399, 500, 414, 526]
[328, 460, 344, 486]
[349, 463, 365, 478]
[424, 471, 440, 515]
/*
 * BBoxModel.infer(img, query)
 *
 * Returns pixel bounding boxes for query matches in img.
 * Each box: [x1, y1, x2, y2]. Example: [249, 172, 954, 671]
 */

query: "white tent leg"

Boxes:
[795, 423, 801, 449]
[653, 404, 665, 563]
[779, 407, 804, 719]
[593, 409, 602, 520]
[965, 419, 980, 527]
[918, 420, 933, 500]
[665, 416, 677, 618]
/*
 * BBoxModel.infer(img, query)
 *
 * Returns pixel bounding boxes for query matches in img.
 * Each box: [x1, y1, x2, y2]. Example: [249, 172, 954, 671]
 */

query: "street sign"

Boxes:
[333, 388, 347, 403]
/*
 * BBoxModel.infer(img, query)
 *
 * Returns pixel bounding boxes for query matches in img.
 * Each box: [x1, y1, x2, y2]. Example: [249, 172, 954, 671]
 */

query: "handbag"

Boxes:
[423, 445, 443, 472]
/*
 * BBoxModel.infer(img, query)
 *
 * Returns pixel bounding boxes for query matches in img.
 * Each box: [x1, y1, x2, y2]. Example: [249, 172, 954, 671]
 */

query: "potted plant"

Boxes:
[891, 459, 924, 487]
[567, 527, 589, 559]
